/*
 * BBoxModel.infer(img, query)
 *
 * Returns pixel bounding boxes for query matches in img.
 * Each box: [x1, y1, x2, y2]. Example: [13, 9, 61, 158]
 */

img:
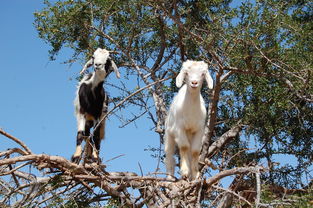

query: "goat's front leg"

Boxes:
[72, 132, 84, 163]
[176, 131, 191, 179]
[190, 130, 203, 180]
[72, 114, 86, 163]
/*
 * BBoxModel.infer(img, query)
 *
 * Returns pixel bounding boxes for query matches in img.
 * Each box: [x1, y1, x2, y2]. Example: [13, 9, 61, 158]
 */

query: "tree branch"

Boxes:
[0, 129, 32, 155]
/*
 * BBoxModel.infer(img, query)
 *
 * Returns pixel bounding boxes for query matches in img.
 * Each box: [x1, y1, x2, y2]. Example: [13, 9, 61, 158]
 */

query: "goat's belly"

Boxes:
[85, 113, 95, 121]
[80, 103, 103, 120]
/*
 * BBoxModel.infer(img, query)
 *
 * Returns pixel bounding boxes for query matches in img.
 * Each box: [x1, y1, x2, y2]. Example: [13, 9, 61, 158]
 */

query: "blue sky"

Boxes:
[0, 1, 160, 175]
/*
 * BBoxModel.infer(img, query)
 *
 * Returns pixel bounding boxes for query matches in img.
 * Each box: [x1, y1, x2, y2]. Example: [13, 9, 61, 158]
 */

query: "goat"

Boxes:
[72, 48, 120, 164]
[164, 60, 213, 180]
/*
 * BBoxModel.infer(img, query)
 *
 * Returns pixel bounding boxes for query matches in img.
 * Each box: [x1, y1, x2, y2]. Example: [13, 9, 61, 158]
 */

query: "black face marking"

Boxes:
[105, 59, 112, 73]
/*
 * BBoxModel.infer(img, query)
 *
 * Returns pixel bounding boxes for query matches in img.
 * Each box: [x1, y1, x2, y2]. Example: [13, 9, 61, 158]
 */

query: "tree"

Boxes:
[0, 0, 312, 207]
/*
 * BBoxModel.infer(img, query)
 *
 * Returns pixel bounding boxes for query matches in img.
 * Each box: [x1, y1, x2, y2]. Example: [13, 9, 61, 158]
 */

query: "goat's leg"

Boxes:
[190, 131, 203, 180]
[164, 131, 176, 179]
[175, 132, 191, 179]
[84, 120, 93, 163]
[72, 132, 84, 163]
[72, 114, 86, 163]
[90, 99, 107, 163]
[91, 120, 104, 163]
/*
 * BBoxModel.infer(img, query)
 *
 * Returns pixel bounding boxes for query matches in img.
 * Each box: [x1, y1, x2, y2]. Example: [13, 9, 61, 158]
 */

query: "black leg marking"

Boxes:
[85, 120, 93, 137]
[77, 131, 84, 145]
[93, 126, 101, 151]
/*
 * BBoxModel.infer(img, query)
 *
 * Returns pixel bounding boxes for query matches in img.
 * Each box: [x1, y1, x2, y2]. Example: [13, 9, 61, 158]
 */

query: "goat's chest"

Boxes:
[78, 82, 106, 118]
[179, 105, 206, 130]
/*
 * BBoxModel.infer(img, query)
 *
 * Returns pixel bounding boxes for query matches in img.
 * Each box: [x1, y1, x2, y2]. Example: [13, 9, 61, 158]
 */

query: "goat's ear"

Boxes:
[80, 59, 93, 75]
[176, 69, 186, 88]
[205, 70, 214, 89]
[110, 60, 120, 79]
[176, 60, 192, 88]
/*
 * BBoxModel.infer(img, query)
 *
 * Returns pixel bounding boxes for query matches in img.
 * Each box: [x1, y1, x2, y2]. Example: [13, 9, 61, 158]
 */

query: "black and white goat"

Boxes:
[72, 48, 120, 164]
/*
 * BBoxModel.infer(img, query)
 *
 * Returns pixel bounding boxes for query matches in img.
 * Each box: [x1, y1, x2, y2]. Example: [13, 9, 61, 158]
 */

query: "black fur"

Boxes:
[78, 81, 106, 120]
[76, 131, 84, 146]
[105, 59, 112, 74]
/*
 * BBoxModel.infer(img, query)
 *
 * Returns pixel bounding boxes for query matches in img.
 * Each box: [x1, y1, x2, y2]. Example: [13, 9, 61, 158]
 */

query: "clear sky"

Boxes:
[0, 1, 161, 175]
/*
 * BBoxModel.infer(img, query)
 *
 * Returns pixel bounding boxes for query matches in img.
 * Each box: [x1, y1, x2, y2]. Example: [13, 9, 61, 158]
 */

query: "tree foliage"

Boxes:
[0, 0, 312, 207]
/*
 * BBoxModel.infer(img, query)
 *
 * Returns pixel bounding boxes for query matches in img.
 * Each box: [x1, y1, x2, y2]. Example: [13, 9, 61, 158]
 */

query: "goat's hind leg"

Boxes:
[176, 132, 191, 179]
[190, 131, 203, 180]
[164, 131, 176, 179]
[90, 99, 107, 164]
[90, 119, 104, 164]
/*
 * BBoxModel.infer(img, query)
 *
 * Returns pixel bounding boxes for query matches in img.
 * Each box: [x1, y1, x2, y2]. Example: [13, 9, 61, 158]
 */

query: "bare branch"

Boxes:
[255, 166, 261, 208]
[0, 129, 32, 154]
[200, 121, 243, 170]
[206, 166, 265, 187]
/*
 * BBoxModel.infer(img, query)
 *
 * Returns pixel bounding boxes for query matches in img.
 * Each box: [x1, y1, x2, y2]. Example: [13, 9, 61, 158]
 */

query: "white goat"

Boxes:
[164, 60, 213, 180]
[72, 48, 120, 164]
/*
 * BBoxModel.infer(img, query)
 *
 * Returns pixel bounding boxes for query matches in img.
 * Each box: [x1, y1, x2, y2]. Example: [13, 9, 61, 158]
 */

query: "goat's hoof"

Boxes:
[85, 157, 101, 165]
[84, 157, 93, 164]
[191, 171, 200, 180]
[181, 173, 190, 181]
[166, 175, 176, 181]
[71, 156, 80, 164]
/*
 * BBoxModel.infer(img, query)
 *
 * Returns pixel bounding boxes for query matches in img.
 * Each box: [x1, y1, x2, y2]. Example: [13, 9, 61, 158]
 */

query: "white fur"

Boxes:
[80, 48, 120, 78]
[164, 60, 213, 180]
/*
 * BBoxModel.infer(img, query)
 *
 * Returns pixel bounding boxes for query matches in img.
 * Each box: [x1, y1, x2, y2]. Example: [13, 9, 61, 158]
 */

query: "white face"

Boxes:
[184, 61, 207, 89]
[93, 48, 110, 71]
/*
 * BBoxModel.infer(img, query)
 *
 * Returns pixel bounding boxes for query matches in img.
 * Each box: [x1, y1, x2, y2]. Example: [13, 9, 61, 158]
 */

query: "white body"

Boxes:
[164, 60, 213, 180]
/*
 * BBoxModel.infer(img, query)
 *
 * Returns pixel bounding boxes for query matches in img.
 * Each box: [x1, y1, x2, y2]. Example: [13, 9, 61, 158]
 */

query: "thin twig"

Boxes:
[91, 75, 173, 137]
[213, 185, 252, 207]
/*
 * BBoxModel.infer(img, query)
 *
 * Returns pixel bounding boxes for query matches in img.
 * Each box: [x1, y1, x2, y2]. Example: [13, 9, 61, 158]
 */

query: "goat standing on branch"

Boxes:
[164, 60, 213, 180]
[72, 48, 120, 164]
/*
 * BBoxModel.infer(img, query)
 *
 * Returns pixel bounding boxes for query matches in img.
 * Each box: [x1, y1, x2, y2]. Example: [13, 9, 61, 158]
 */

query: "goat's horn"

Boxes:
[80, 59, 93, 75]
[108, 50, 119, 55]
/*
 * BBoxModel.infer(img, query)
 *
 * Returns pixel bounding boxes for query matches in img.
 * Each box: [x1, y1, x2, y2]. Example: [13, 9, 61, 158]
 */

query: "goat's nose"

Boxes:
[95, 63, 101, 67]
[191, 81, 198, 85]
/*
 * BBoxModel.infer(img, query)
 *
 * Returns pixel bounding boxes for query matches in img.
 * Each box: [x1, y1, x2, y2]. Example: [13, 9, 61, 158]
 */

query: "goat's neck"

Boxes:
[183, 85, 201, 104]
[91, 71, 106, 86]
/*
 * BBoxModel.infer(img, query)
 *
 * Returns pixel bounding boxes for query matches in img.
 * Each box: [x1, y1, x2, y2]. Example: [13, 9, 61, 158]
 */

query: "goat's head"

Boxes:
[176, 60, 213, 90]
[80, 48, 120, 79]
